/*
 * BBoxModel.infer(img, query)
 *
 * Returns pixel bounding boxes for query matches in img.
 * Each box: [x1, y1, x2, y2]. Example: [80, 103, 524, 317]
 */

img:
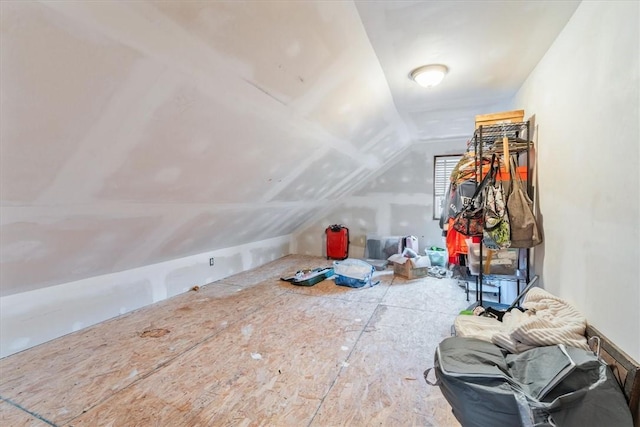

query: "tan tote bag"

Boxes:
[507, 156, 542, 248]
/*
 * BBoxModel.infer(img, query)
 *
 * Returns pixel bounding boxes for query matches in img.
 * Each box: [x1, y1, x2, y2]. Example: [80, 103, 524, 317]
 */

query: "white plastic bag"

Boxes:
[333, 259, 376, 288]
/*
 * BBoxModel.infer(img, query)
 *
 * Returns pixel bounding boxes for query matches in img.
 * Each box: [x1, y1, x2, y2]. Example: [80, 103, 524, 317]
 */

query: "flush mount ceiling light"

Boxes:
[410, 64, 449, 88]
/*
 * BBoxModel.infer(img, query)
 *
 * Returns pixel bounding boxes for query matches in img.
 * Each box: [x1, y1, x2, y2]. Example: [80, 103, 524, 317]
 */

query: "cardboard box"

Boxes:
[475, 109, 524, 128]
[390, 255, 431, 280]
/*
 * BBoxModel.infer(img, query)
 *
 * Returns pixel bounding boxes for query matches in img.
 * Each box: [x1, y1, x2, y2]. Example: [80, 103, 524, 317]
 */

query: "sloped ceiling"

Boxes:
[0, 1, 578, 296]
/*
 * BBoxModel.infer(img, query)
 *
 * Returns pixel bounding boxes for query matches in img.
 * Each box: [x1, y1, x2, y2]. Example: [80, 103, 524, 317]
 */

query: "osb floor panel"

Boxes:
[0, 401, 50, 427]
[0, 255, 466, 426]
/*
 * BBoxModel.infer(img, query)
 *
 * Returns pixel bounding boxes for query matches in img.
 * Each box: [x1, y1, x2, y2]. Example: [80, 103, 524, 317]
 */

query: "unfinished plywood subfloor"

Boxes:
[0, 255, 467, 426]
[0, 401, 50, 427]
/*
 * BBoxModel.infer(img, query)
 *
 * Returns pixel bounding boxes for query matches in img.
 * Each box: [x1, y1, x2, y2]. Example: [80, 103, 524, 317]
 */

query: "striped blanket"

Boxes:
[491, 287, 589, 353]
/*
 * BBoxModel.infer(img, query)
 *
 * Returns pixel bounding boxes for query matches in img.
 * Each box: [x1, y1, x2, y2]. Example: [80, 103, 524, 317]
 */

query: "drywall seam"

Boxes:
[376, 203, 392, 236]
[109, 209, 195, 272]
[0, 201, 328, 218]
[327, 165, 370, 199]
[413, 135, 470, 145]
[0, 234, 291, 358]
[342, 194, 431, 205]
[289, 144, 415, 237]
[339, 143, 416, 195]
[258, 146, 330, 202]
[38, 1, 402, 167]
[35, 62, 180, 205]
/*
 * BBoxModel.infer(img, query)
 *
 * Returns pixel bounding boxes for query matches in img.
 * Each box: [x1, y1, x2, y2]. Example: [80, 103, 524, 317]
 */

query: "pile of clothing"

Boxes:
[454, 287, 588, 353]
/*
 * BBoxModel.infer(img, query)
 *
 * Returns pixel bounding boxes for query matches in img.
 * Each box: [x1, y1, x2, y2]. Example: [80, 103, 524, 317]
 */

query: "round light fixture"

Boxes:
[410, 64, 449, 88]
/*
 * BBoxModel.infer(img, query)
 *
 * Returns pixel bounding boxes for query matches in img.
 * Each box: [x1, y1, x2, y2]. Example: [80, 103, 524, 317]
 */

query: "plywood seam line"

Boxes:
[62, 288, 287, 426]
[288, 290, 378, 306]
[0, 396, 57, 427]
[306, 275, 395, 427]
[379, 303, 457, 318]
[0, 256, 466, 424]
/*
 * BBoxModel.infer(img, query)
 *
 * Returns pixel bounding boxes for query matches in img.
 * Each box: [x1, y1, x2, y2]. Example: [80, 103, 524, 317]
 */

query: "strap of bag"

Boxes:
[488, 152, 498, 177]
[467, 154, 497, 204]
[423, 368, 440, 386]
[509, 155, 522, 193]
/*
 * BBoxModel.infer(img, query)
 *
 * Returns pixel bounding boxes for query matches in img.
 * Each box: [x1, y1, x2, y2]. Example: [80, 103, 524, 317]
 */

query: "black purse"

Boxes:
[451, 155, 496, 237]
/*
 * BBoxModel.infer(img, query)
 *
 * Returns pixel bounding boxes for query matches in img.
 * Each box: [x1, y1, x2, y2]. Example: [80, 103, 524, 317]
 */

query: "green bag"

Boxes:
[483, 156, 511, 250]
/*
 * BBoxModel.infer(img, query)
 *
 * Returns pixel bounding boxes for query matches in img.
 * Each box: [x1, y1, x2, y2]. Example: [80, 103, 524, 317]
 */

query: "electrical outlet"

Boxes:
[209, 258, 214, 266]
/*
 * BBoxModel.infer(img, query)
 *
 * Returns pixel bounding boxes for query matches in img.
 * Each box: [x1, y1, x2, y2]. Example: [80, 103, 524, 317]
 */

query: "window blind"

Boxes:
[433, 155, 462, 220]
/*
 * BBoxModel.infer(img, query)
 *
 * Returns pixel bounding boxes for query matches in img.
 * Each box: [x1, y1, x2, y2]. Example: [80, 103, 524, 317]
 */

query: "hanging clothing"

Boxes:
[445, 218, 469, 261]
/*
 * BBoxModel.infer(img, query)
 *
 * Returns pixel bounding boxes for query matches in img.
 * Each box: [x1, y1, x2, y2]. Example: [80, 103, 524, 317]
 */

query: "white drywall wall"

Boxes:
[0, 235, 290, 358]
[0, 1, 409, 298]
[3, 0, 633, 362]
[515, 1, 639, 360]
[292, 139, 466, 257]
[291, 92, 512, 259]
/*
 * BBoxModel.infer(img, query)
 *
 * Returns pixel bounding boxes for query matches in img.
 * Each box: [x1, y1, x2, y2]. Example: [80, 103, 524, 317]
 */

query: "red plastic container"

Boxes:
[325, 225, 349, 260]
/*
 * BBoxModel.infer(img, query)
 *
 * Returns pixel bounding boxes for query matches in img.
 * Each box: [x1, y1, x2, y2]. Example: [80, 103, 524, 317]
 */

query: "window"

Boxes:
[433, 154, 462, 220]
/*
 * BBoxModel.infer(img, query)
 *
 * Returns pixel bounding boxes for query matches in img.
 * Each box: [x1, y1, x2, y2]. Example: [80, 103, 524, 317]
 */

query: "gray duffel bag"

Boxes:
[424, 337, 632, 427]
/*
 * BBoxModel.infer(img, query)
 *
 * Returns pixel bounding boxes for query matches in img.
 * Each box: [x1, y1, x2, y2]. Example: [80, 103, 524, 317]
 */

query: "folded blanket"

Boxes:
[491, 287, 589, 353]
[454, 314, 505, 342]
